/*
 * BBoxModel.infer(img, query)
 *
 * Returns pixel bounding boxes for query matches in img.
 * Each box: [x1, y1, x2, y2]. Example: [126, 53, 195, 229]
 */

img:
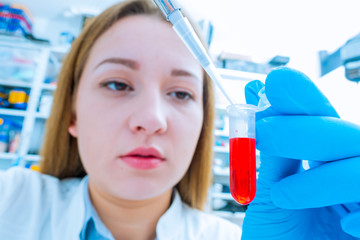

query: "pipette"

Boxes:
[153, 0, 233, 105]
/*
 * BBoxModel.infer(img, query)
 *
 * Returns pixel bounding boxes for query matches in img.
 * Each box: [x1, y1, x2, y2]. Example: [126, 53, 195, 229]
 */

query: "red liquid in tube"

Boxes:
[229, 137, 256, 204]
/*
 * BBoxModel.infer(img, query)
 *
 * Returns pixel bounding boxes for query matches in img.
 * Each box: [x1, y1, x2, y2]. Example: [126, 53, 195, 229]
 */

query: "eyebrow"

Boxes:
[95, 57, 201, 81]
[171, 69, 201, 81]
[95, 58, 140, 70]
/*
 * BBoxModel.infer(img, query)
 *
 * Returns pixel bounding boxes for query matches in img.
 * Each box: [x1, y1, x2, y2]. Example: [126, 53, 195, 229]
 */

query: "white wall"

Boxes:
[314, 68, 360, 123]
[179, 0, 360, 124]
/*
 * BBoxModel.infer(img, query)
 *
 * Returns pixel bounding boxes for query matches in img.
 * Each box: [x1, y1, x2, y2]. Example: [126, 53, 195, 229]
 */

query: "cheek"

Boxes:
[75, 114, 103, 171]
[74, 95, 127, 171]
[170, 109, 203, 166]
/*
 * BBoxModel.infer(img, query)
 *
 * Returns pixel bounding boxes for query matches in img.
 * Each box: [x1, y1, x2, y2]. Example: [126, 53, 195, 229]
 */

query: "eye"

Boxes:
[169, 91, 193, 101]
[103, 81, 133, 91]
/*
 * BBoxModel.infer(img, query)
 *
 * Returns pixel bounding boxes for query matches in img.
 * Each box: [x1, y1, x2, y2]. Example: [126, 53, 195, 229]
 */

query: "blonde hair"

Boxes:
[40, 0, 215, 210]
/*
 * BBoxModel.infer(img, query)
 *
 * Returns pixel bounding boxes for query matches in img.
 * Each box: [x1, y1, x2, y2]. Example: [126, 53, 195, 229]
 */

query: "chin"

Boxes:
[118, 190, 166, 201]
[112, 183, 171, 201]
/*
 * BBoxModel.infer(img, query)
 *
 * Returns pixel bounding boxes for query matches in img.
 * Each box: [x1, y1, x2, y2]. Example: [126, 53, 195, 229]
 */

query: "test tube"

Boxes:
[226, 104, 257, 205]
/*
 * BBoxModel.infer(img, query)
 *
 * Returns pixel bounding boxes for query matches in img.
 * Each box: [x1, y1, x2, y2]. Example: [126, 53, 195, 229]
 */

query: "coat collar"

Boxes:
[63, 177, 187, 240]
[62, 176, 87, 239]
[156, 189, 186, 239]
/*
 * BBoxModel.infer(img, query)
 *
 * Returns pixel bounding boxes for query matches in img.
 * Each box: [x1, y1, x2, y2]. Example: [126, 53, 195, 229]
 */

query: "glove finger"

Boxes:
[245, 80, 282, 120]
[265, 67, 339, 117]
[252, 153, 303, 204]
[257, 116, 360, 161]
[271, 156, 360, 209]
[341, 208, 360, 238]
[308, 160, 325, 169]
[244, 80, 264, 106]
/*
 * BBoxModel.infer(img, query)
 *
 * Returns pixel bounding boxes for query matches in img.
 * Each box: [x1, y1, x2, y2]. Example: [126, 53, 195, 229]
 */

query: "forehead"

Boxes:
[86, 15, 202, 75]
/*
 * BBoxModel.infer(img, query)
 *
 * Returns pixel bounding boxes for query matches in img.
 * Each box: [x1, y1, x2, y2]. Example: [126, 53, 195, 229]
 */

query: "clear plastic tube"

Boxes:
[227, 104, 257, 204]
[226, 88, 268, 205]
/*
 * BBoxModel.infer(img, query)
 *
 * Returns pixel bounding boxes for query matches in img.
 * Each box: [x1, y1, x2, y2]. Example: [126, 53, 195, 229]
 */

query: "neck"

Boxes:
[88, 180, 172, 240]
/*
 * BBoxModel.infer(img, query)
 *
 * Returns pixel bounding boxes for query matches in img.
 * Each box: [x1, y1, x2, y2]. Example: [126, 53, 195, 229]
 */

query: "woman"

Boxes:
[0, 0, 241, 239]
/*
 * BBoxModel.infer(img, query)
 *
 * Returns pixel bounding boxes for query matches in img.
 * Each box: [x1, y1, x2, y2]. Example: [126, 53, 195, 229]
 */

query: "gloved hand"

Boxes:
[241, 67, 360, 240]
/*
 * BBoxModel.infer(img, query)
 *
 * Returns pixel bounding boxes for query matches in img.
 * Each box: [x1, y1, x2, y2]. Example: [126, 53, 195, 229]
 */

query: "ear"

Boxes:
[68, 116, 78, 137]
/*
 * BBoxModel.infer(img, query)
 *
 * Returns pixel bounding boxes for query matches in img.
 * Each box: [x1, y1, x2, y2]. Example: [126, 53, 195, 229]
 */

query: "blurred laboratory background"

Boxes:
[0, 0, 359, 227]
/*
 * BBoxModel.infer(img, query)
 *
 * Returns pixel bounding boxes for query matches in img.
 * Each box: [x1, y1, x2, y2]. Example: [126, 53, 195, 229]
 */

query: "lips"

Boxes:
[120, 147, 165, 170]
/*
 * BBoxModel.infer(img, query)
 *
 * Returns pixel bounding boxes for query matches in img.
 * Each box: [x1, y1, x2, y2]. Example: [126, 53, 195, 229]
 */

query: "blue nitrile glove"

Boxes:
[241, 67, 360, 240]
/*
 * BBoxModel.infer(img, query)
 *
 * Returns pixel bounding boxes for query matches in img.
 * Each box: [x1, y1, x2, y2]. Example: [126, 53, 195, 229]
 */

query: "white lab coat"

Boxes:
[0, 167, 241, 240]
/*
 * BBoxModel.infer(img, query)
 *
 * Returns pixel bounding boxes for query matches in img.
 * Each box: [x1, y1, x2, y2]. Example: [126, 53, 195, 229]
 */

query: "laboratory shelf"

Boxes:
[211, 192, 233, 201]
[35, 112, 50, 119]
[0, 153, 41, 162]
[213, 146, 229, 154]
[0, 152, 18, 161]
[214, 129, 228, 137]
[0, 153, 41, 172]
[0, 36, 67, 168]
[0, 108, 27, 117]
[42, 83, 57, 91]
[213, 166, 230, 176]
[25, 154, 41, 162]
[0, 153, 41, 163]
[0, 79, 33, 88]
[50, 45, 70, 61]
[0, 35, 44, 51]
[213, 166, 230, 185]
[213, 174, 229, 186]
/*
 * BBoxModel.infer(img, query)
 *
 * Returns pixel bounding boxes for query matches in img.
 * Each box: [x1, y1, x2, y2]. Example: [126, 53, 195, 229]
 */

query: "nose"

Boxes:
[128, 92, 168, 135]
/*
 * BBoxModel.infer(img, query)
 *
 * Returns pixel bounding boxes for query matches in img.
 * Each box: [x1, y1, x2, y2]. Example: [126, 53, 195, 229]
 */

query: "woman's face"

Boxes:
[69, 15, 204, 200]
